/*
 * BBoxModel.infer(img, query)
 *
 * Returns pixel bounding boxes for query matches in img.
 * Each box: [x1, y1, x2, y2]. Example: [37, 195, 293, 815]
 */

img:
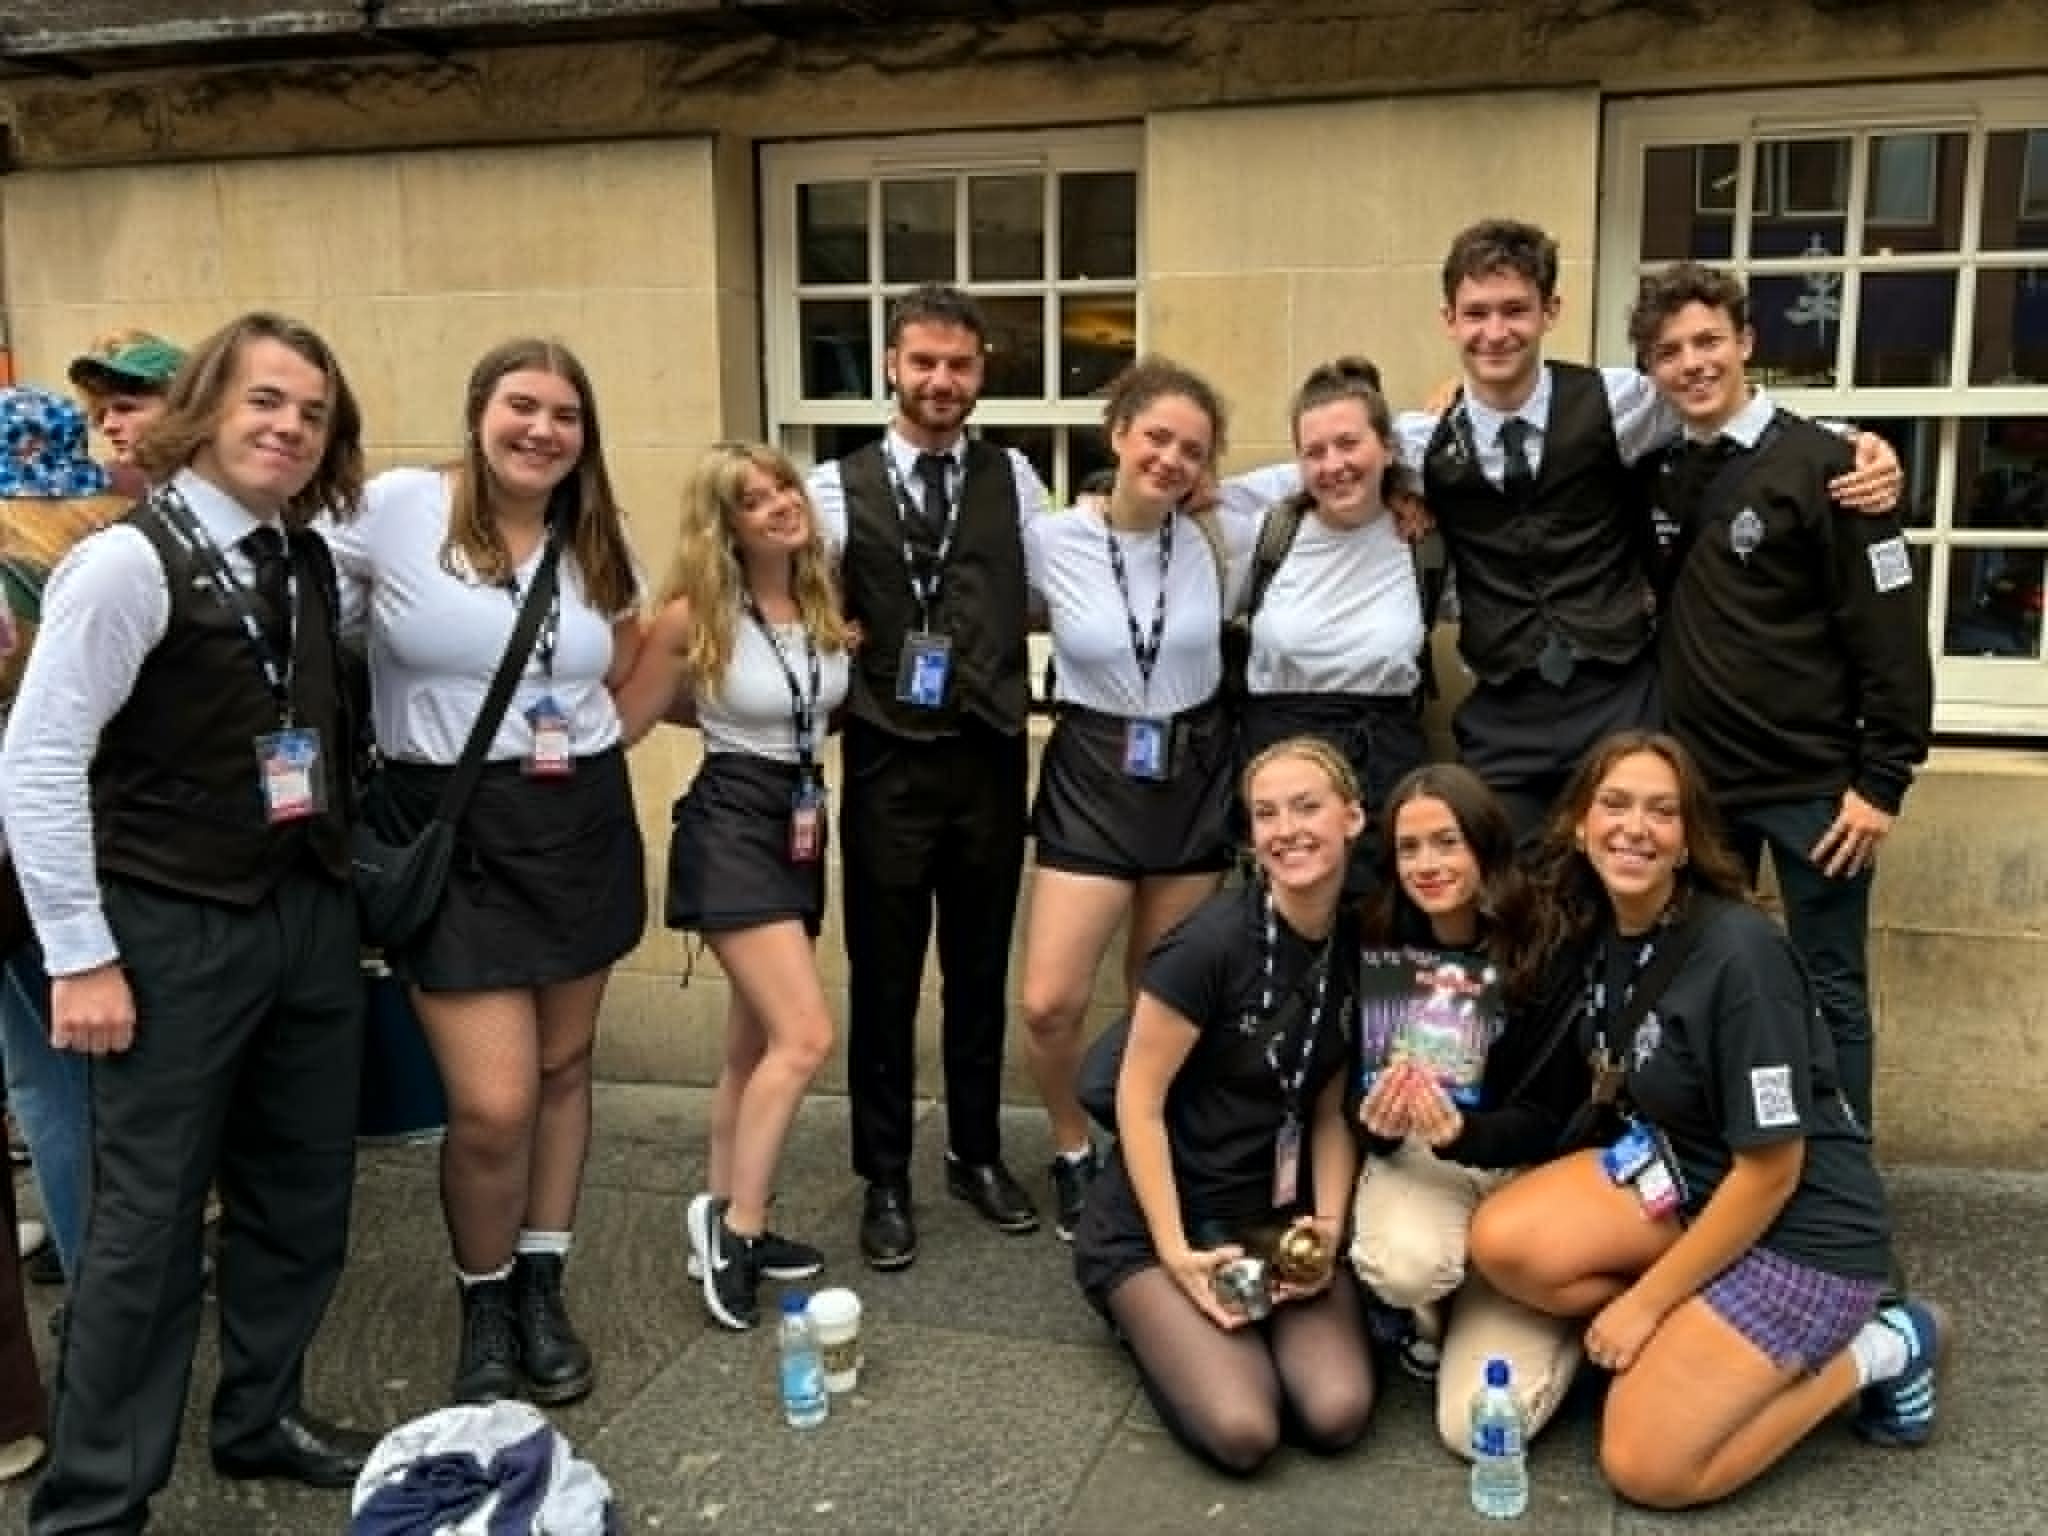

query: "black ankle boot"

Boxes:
[451, 1277, 521, 1405]
[512, 1252, 595, 1405]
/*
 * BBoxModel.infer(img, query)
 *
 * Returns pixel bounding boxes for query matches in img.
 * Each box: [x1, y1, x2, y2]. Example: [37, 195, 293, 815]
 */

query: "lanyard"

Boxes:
[502, 569, 562, 678]
[742, 593, 822, 779]
[881, 448, 960, 627]
[156, 486, 298, 727]
[1104, 511, 1175, 704]
[1250, 888, 1333, 1117]
[1585, 926, 1659, 1063]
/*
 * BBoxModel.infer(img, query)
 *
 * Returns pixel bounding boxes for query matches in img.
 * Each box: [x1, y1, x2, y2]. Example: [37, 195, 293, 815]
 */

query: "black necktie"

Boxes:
[912, 452, 952, 548]
[242, 524, 291, 652]
[1499, 418, 1536, 500]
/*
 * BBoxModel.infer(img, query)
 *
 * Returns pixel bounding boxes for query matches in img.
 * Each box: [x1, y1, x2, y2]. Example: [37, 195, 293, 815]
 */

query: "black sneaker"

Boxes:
[1050, 1148, 1098, 1242]
[688, 1193, 761, 1331]
[25, 1245, 64, 1287]
[688, 1227, 822, 1283]
[450, 1278, 521, 1405]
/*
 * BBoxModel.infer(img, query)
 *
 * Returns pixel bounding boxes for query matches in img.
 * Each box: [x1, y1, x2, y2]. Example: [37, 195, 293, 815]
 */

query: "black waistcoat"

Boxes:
[1421, 361, 1653, 685]
[838, 439, 1030, 738]
[91, 498, 352, 904]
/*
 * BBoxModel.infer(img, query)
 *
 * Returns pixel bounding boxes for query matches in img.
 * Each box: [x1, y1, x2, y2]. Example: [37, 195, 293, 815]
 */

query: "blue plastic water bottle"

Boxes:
[779, 1291, 830, 1429]
[1469, 1356, 1529, 1518]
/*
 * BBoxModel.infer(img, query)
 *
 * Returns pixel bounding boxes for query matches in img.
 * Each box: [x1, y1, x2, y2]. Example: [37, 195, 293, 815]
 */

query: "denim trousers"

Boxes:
[1, 941, 90, 1277]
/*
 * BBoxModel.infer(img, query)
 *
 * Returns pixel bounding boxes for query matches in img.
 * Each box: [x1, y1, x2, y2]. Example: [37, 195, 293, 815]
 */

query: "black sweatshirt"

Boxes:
[1355, 934, 1591, 1171]
[1652, 401, 1934, 815]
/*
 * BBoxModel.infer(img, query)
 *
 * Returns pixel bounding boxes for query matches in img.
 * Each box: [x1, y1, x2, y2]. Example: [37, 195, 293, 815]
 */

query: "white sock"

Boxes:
[1057, 1144, 1095, 1166]
[516, 1229, 572, 1259]
[1850, 1315, 1910, 1387]
[457, 1261, 514, 1288]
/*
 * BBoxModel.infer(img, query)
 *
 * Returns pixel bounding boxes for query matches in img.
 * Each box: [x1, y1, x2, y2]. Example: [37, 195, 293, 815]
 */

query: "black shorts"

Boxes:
[1031, 699, 1234, 880]
[667, 751, 827, 939]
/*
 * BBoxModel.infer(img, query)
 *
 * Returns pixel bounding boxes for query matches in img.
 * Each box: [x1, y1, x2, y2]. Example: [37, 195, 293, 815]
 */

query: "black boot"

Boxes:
[513, 1252, 595, 1405]
[451, 1277, 521, 1404]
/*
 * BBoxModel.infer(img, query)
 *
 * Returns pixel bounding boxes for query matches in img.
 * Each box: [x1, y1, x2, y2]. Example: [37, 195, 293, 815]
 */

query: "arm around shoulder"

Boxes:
[610, 595, 696, 747]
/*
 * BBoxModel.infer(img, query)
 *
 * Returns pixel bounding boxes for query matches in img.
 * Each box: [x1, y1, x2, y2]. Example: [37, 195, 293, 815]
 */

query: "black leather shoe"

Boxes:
[945, 1156, 1040, 1234]
[213, 1412, 378, 1489]
[512, 1252, 595, 1404]
[859, 1182, 918, 1271]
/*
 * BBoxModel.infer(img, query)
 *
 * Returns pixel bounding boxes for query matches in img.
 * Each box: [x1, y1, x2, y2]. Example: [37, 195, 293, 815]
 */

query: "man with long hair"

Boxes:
[3, 313, 378, 1531]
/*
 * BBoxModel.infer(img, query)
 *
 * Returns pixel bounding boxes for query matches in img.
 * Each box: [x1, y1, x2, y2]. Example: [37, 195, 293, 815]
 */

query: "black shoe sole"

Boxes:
[450, 1373, 521, 1406]
[523, 1368, 595, 1406]
[861, 1242, 918, 1271]
[945, 1184, 1040, 1235]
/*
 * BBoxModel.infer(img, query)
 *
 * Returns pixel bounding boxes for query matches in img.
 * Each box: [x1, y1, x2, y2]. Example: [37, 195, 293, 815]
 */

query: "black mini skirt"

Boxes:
[667, 751, 827, 938]
[1031, 698, 1234, 880]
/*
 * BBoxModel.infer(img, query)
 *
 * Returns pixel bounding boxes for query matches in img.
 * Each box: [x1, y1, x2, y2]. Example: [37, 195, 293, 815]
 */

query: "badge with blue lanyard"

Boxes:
[1106, 514, 1176, 781]
[885, 451, 958, 709]
[158, 490, 328, 826]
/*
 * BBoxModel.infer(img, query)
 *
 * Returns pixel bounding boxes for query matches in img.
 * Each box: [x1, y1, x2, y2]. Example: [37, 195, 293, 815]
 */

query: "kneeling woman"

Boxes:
[1468, 731, 1944, 1510]
[616, 442, 850, 1332]
[1347, 764, 1587, 1454]
[1072, 737, 1375, 1475]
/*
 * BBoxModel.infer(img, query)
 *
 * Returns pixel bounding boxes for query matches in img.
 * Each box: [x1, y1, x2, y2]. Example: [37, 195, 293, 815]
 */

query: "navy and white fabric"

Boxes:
[350, 1402, 619, 1535]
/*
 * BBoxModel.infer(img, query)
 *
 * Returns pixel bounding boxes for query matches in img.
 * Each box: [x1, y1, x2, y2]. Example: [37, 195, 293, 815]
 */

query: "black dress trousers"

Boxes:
[30, 868, 363, 1536]
[839, 717, 1028, 1184]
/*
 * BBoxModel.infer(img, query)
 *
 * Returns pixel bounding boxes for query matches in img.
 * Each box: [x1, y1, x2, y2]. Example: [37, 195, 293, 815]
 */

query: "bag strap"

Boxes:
[432, 535, 564, 825]
[1183, 505, 1231, 611]
[1598, 893, 1721, 1098]
[1242, 495, 1307, 624]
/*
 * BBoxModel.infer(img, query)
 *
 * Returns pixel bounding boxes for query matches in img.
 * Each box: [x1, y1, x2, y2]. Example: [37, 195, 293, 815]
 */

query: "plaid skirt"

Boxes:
[1701, 1245, 1883, 1373]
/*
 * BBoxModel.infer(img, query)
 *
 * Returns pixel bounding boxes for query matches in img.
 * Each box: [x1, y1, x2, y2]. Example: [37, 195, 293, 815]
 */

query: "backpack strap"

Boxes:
[1242, 494, 1308, 625]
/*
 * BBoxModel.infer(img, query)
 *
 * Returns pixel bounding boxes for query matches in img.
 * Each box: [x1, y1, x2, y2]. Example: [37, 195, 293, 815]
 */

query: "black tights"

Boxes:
[1107, 1265, 1376, 1475]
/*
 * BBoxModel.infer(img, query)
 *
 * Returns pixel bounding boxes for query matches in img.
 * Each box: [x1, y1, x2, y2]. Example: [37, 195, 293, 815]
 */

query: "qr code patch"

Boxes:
[1749, 1065, 1799, 1129]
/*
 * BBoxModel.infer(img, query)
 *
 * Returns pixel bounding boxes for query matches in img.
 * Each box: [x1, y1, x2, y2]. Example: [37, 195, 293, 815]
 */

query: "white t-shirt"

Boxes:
[322, 466, 637, 765]
[1024, 505, 1250, 716]
[697, 609, 852, 765]
[1246, 510, 1423, 698]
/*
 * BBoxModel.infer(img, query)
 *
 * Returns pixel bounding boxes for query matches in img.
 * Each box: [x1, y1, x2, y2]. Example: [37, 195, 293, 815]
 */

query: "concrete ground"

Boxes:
[4, 1082, 2040, 1535]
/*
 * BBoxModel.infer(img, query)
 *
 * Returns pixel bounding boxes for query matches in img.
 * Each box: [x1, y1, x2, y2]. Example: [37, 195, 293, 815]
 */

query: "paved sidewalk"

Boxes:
[5, 1082, 2039, 1534]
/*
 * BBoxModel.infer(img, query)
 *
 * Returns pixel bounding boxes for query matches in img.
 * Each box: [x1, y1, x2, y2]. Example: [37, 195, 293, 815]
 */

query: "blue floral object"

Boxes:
[0, 387, 112, 499]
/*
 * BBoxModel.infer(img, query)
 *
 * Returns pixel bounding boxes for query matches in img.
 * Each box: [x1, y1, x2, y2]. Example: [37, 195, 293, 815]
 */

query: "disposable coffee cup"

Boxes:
[807, 1287, 863, 1393]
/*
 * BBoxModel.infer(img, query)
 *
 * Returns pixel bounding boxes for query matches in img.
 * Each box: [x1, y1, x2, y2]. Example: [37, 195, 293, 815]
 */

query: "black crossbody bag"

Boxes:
[351, 536, 563, 950]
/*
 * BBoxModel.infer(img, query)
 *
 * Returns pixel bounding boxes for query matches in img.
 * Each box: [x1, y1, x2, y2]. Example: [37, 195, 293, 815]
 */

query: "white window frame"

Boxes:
[1600, 80, 2048, 737]
[760, 125, 1143, 501]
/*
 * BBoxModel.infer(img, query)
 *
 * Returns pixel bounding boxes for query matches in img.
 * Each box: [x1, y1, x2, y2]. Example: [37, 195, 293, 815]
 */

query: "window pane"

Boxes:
[1863, 133, 1966, 252]
[1748, 271, 1842, 386]
[1752, 140, 1849, 257]
[811, 423, 885, 465]
[977, 425, 1054, 494]
[1853, 270, 1957, 386]
[1945, 547, 2045, 659]
[883, 179, 955, 283]
[1060, 172, 1138, 280]
[1060, 294, 1136, 399]
[1641, 144, 1741, 261]
[798, 181, 868, 285]
[1955, 416, 2048, 531]
[799, 300, 871, 400]
[978, 296, 1045, 399]
[1970, 267, 2048, 386]
[1982, 129, 2048, 252]
[969, 175, 1044, 282]
[1069, 422, 1116, 498]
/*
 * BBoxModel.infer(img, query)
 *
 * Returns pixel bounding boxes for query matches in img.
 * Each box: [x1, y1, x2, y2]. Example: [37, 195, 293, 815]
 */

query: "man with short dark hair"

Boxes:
[6, 312, 378, 1533]
[1631, 260, 1933, 1135]
[807, 283, 1053, 1269]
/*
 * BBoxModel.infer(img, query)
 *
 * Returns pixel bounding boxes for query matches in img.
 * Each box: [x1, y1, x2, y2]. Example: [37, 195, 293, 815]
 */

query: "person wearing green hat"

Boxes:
[67, 329, 187, 495]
